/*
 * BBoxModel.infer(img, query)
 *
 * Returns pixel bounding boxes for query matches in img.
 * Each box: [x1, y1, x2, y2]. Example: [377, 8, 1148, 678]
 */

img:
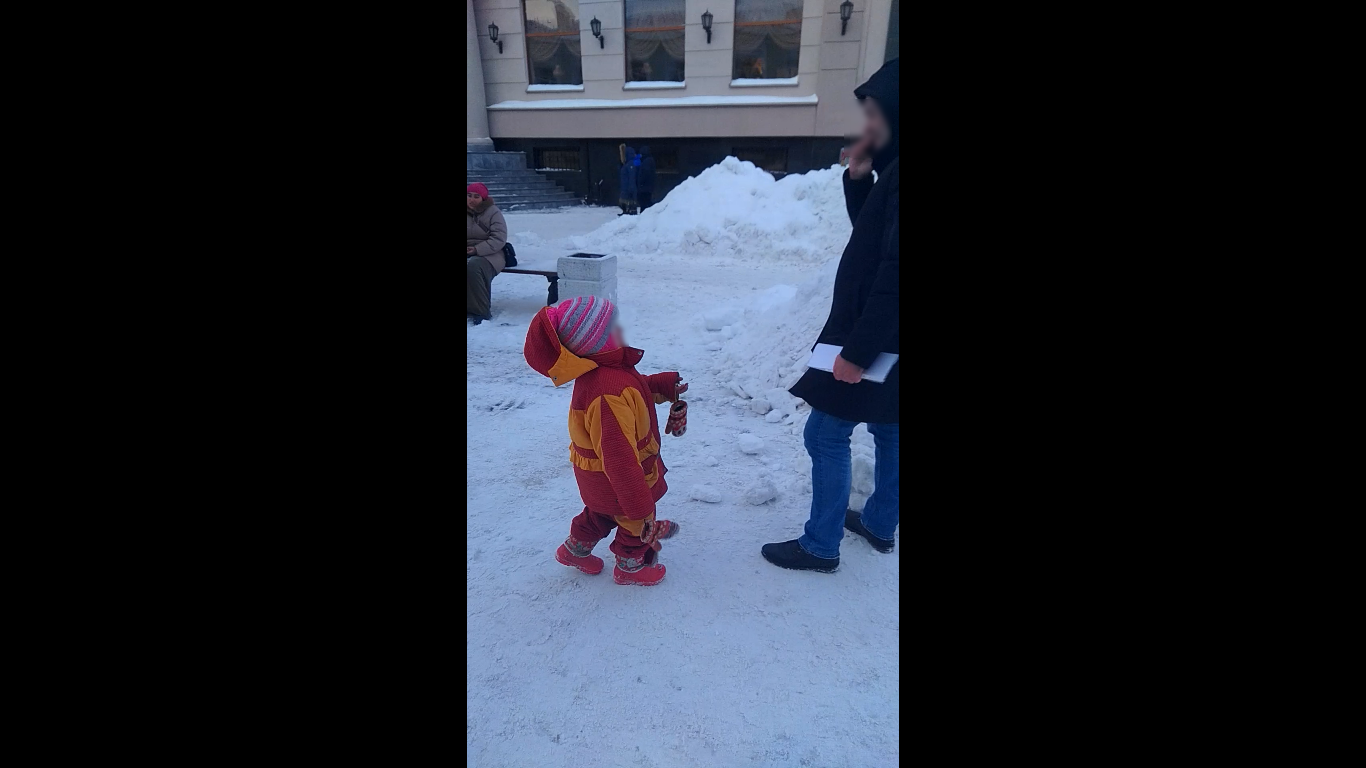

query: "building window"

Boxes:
[524, 0, 583, 85]
[534, 148, 582, 171]
[625, 0, 686, 82]
[733, 0, 803, 80]
[734, 147, 788, 175]
[652, 148, 679, 173]
[885, 0, 899, 63]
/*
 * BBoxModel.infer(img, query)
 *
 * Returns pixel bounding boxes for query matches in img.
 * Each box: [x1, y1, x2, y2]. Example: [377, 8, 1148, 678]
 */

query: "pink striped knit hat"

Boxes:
[545, 296, 620, 357]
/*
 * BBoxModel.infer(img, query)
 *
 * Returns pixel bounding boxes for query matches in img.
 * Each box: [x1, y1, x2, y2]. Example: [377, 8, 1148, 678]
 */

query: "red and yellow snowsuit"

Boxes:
[524, 306, 681, 564]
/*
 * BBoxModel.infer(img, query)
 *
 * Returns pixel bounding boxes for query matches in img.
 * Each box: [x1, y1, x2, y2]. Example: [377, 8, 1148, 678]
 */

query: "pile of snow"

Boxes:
[569, 157, 850, 264]
[707, 270, 885, 505]
[662, 162, 884, 504]
[569, 156, 885, 502]
[707, 260, 838, 415]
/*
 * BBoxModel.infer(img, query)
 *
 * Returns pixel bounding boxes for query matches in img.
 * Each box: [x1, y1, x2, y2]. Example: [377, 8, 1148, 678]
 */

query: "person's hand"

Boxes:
[832, 354, 864, 384]
[672, 378, 689, 402]
[467, 247, 476, 255]
[847, 137, 873, 181]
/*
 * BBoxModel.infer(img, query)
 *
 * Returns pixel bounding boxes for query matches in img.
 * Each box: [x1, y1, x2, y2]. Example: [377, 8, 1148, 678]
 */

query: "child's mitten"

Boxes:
[642, 519, 679, 546]
[665, 400, 688, 437]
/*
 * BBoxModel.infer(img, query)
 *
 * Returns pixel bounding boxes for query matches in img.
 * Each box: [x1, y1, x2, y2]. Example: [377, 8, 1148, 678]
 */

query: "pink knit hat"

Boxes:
[467, 182, 490, 199]
[545, 296, 619, 356]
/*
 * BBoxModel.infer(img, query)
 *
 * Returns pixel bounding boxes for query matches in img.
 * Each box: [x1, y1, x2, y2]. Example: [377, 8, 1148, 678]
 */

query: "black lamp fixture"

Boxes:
[487, 22, 503, 54]
[702, 9, 713, 44]
[839, 0, 854, 35]
[590, 16, 604, 48]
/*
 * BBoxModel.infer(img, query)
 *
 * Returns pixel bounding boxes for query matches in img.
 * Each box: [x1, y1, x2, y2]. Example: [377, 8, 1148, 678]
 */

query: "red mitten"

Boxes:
[642, 519, 678, 546]
[665, 400, 688, 437]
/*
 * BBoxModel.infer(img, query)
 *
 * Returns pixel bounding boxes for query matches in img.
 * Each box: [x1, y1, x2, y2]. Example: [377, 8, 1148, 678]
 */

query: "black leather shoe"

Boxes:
[761, 539, 838, 573]
[844, 510, 894, 553]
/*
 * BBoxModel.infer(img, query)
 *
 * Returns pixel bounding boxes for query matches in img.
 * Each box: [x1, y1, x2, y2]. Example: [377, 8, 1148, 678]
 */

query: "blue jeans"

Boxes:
[798, 408, 900, 559]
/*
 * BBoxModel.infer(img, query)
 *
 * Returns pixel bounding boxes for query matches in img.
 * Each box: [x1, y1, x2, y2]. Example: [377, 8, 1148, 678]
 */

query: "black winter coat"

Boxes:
[789, 159, 900, 424]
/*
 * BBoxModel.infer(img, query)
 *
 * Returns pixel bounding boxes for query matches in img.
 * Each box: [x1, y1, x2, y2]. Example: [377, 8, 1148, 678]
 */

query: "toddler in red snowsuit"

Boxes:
[524, 295, 687, 586]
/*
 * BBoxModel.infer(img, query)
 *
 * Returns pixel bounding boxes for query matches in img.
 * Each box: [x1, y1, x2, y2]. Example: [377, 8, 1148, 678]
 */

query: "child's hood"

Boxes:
[524, 306, 646, 386]
[524, 306, 598, 387]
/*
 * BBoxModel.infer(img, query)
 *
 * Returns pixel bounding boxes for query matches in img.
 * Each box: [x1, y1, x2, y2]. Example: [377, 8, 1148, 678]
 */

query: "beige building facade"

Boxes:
[468, 0, 898, 202]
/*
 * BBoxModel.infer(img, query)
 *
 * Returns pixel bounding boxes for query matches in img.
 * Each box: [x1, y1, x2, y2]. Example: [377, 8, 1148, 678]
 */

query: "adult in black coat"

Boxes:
[763, 58, 900, 573]
[637, 146, 657, 210]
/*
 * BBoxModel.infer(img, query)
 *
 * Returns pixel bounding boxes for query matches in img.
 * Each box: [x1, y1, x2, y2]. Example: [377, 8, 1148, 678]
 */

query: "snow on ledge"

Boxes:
[730, 77, 800, 87]
[526, 84, 585, 92]
[623, 81, 686, 90]
[488, 94, 818, 110]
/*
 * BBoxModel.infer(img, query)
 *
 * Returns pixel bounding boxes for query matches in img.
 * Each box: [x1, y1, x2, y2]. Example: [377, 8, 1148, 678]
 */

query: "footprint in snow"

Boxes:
[488, 397, 527, 412]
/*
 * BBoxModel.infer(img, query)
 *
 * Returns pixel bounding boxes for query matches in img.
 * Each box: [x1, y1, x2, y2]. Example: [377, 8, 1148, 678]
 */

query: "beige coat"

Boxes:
[466, 200, 507, 274]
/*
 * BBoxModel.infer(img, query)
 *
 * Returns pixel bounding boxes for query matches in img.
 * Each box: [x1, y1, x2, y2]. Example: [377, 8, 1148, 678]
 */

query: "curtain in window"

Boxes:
[732, 23, 802, 56]
[625, 31, 687, 64]
[625, 0, 685, 80]
[524, 0, 583, 77]
[733, 0, 803, 77]
[527, 33, 582, 64]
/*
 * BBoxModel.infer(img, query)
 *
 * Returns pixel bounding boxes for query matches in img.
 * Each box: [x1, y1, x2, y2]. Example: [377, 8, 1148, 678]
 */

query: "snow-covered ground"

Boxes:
[467, 159, 899, 768]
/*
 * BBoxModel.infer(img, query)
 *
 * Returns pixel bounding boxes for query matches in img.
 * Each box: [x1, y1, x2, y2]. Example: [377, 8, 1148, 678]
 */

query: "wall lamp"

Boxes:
[591, 16, 604, 48]
[840, 0, 854, 35]
[702, 10, 713, 44]
[488, 23, 503, 54]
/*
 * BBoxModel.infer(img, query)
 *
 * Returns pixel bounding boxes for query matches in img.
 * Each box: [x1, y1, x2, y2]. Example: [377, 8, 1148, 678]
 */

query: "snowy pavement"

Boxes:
[468, 163, 899, 768]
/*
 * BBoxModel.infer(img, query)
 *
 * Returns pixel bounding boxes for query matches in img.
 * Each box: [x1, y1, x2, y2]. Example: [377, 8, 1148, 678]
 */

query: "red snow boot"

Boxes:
[556, 543, 604, 575]
[613, 558, 666, 586]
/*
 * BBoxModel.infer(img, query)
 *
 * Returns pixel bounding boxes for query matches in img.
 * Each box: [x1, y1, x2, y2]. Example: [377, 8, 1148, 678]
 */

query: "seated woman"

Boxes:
[466, 182, 507, 323]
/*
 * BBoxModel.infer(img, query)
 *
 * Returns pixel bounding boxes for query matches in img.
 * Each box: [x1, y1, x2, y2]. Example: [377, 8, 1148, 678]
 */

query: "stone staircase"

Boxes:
[467, 143, 578, 211]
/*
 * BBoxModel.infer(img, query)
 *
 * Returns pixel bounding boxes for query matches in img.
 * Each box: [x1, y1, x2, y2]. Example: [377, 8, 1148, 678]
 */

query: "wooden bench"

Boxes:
[501, 268, 559, 305]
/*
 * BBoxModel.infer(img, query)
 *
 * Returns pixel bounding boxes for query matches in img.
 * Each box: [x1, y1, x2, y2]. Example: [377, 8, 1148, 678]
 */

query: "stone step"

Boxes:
[477, 178, 554, 188]
[467, 150, 528, 170]
[498, 192, 578, 204]
[501, 199, 581, 211]
[491, 191, 568, 202]
[499, 184, 574, 194]
[470, 169, 546, 179]
[491, 180, 572, 190]
[468, 158, 577, 207]
[482, 177, 560, 187]
[500, 198, 578, 209]
[484, 184, 562, 195]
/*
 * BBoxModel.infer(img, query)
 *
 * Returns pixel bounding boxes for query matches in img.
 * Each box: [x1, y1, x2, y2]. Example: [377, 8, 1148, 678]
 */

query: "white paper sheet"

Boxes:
[806, 344, 899, 384]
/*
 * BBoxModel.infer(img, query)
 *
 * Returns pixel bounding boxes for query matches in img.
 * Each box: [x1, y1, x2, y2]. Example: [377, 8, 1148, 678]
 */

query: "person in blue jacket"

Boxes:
[637, 146, 657, 211]
[619, 145, 638, 215]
